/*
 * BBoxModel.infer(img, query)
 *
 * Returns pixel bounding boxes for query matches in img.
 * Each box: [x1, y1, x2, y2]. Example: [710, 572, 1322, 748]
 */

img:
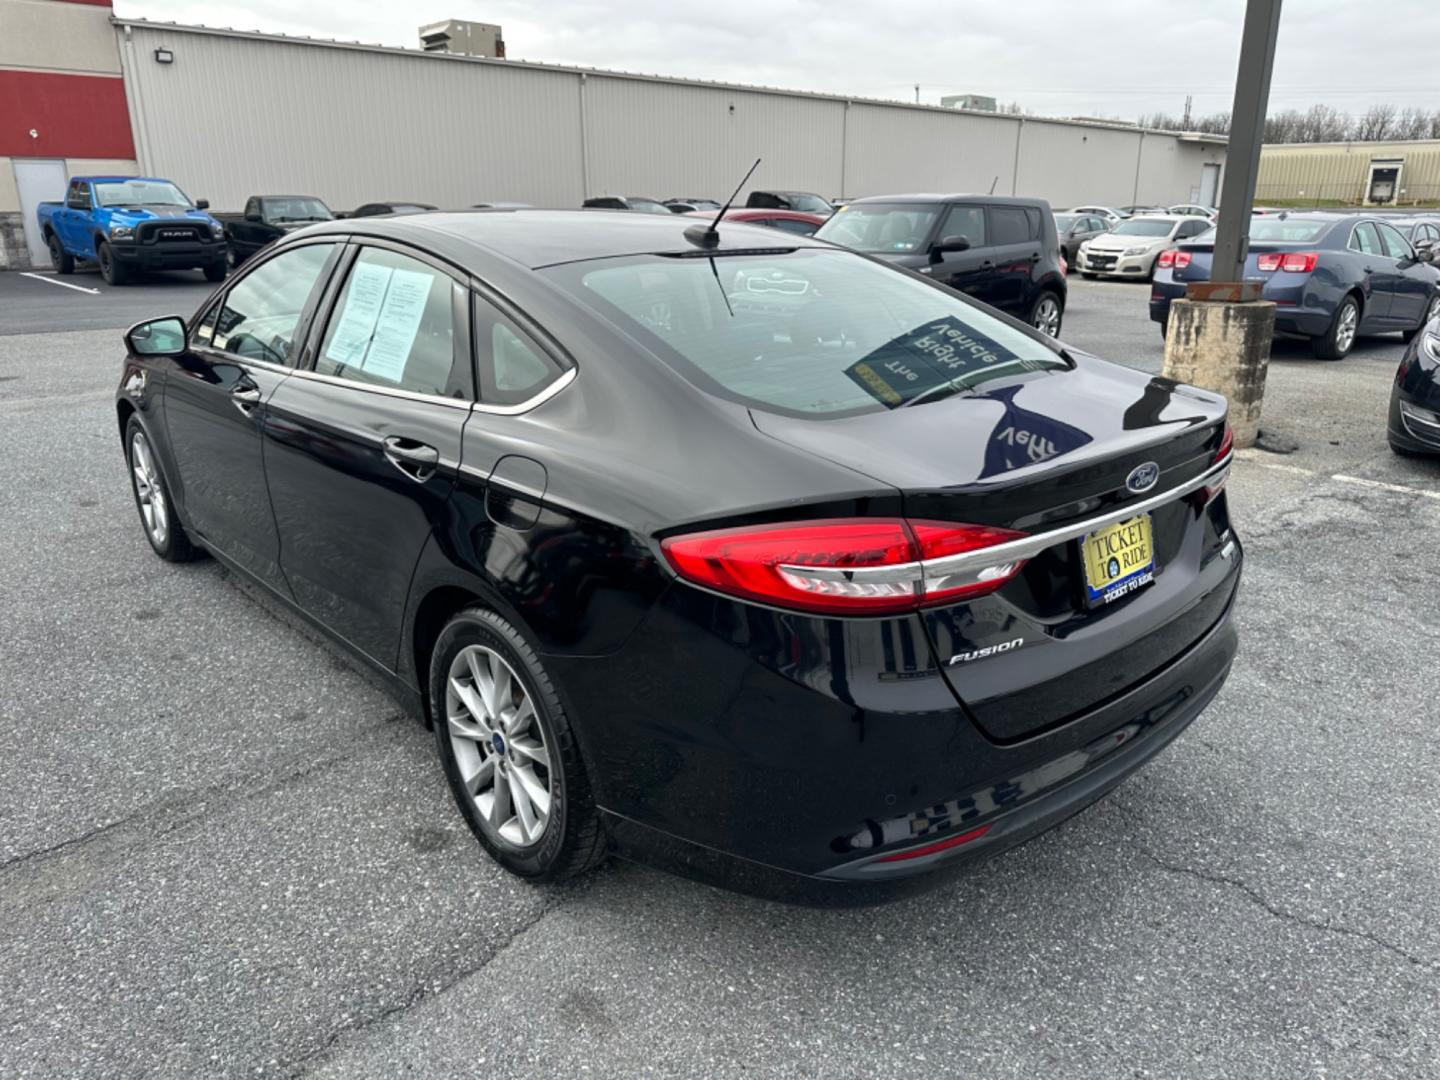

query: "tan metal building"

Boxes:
[1258, 139, 1440, 207]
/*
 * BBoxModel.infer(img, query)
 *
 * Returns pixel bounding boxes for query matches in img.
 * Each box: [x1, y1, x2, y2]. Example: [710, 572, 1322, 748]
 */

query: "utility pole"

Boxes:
[1160, 0, 1282, 449]
[914, 84, 920, 105]
[1182, 94, 1193, 129]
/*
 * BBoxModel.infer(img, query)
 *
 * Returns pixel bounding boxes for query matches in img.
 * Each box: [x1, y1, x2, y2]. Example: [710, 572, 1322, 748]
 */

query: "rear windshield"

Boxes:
[814, 204, 942, 253]
[783, 193, 834, 214]
[1248, 219, 1330, 243]
[542, 248, 1068, 418]
[1054, 214, 1079, 229]
[1111, 219, 1175, 237]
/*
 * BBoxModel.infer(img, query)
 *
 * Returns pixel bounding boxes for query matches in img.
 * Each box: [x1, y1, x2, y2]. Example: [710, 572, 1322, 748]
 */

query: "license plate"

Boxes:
[1081, 514, 1155, 605]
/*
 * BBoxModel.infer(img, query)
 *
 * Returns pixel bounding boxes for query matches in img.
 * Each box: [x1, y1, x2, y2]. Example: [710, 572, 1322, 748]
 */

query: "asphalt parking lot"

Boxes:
[2, 267, 1438, 1078]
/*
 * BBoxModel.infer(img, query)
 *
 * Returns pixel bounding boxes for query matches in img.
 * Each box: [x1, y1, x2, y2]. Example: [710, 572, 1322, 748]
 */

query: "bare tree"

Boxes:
[1394, 106, 1429, 140]
[1354, 104, 1397, 141]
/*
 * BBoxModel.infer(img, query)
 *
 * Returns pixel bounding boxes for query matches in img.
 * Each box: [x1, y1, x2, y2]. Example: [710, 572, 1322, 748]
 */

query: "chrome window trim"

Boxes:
[471, 365, 577, 415]
[285, 365, 474, 410]
[190, 345, 290, 376]
[779, 454, 1233, 585]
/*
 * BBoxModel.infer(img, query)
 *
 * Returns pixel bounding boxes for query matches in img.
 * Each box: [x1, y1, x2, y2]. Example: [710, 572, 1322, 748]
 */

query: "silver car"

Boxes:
[1077, 215, 1213, 280]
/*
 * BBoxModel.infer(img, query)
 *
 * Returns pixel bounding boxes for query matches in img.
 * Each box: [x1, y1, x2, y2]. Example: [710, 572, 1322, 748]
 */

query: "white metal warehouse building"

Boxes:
[113, 19, 1227, 217]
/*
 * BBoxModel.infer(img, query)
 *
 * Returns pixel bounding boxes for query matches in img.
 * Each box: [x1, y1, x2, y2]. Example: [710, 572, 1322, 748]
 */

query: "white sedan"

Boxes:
[1075, 215, 1214, 279]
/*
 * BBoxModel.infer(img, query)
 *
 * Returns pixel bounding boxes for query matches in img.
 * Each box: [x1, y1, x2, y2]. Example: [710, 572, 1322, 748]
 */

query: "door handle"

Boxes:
[383, 436, 440, 482]
[1363, 266, 1374, 274]
[230, 385, 262, 415]
[1030, 252, 1042, 262]
[980, 260, 996, 270]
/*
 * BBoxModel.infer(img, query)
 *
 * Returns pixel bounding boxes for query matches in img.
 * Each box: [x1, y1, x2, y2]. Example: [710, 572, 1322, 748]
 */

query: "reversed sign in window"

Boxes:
[844, 315, 1045, 407]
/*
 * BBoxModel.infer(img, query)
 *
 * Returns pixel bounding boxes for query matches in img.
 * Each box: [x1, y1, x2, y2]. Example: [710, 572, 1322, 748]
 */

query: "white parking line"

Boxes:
[1233, 453, 1316, 477]
[1332, 474, 1440, 501]
[19, 273, 99, 296]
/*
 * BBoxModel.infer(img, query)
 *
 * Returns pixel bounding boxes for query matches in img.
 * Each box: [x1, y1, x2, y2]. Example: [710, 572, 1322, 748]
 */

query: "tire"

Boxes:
[125, 417, 200, 562]
[1401, 293, 1440, 343]
[203, 260, 228, 283]
[47, 233, 74, 275]
[1311, 294, 1360, 360]
[1026, 289, 1063, 337]
[98, 241, 128, 286]
[226, 245, 243, 270]
[430, 607, 606, 881]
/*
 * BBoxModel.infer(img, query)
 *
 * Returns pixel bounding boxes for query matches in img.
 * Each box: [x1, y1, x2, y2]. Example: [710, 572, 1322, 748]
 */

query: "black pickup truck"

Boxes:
[213, 195, 334, 266]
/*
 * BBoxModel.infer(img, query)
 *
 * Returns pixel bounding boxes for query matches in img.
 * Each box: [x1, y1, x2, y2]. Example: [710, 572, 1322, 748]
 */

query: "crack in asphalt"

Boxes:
[1139, 848, 1436, 972]
[283, 877, 596, 1078]
[0, 719, 403, 892]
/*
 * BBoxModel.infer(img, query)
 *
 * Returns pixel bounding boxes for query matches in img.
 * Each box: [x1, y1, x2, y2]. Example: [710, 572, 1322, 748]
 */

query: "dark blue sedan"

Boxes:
[1150, 213, 1440, 359]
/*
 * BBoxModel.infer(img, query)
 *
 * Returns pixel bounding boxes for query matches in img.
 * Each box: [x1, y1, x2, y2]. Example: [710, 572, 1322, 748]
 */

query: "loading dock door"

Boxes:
[12, 158, 68, 268]
[1369, 160, 1402, 205]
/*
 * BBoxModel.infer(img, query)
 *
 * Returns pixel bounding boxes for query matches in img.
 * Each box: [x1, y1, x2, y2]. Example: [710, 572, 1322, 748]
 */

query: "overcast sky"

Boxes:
[112, 0, 1440, 121]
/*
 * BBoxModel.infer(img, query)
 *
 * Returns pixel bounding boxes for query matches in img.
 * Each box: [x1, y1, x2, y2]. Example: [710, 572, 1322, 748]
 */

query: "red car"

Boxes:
[684, 207, 829, 236]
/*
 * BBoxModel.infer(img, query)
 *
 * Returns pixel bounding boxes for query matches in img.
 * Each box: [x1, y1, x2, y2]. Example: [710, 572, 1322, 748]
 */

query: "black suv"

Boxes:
[814, 194, 1068, 337]
[745, 190, 834, 214]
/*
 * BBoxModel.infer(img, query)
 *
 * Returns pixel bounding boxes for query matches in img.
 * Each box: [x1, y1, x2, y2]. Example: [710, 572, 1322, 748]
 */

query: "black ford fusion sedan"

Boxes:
[1389, 314, 1440, 455]
[116, 210, 1241, 899]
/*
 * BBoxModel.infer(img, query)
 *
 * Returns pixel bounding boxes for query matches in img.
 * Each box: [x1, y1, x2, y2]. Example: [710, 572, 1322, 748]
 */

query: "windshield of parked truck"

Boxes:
[545, 247, 1068, 418]
[1110, 218, 1175, 237]
[815, 203, 942, 254]
[95, 180, 192, 208]
[264, 197, 333, 223]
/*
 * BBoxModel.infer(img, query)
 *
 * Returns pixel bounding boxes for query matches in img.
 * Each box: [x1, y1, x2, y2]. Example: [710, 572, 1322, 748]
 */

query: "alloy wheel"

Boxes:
[445, 645, 552, 847]
[1033, 296, 1061, 337]
[130, 430, 168, 546]
[1336, 302, 1358, 353]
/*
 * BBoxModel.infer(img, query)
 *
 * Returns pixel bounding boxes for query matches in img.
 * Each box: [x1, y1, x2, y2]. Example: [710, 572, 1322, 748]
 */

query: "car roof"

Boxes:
[299, 209, 828, 270]
[845, 193, 1050, 207]
[75, 175, 171, 183]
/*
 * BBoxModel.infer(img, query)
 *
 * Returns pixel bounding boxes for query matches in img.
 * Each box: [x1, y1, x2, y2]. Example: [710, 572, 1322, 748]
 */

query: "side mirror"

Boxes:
[931, 235, 971, 258]
[126, 316, 187, 357]
[195, 199, 210, 210]
[1417, 246, 1435, 263]
[245, 209, 263, 222]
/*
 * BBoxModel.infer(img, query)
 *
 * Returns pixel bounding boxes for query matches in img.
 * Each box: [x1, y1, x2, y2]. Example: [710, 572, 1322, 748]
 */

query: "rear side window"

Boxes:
[474, 296, 565, 406]
[315, 247, 469, 399]
[1351, 222, 1382, 256]
[989, 207, 1032, 245]
[212, 244, 334, 365]
[1024, 207, 1042, 239]
[770, 218, 819, 235]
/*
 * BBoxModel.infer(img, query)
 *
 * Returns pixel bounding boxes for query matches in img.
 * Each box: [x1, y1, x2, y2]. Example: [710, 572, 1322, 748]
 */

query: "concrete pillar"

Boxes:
[1162, 299, 1275, 448]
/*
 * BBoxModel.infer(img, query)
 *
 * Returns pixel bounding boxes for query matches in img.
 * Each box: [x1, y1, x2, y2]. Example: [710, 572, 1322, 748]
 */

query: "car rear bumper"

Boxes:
[110, 240, 226, 269]
[1150, 276, 1333, 336]
[552, 543, 1242, 901]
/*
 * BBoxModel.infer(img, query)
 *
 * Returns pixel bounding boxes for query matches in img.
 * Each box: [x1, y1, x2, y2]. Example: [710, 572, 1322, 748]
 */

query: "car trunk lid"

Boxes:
[750, 358, 1236, 741]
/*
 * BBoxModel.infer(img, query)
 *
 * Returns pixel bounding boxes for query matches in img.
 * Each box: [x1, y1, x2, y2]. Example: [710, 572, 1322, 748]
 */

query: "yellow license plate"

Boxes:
[1082, 515, 1155, 605]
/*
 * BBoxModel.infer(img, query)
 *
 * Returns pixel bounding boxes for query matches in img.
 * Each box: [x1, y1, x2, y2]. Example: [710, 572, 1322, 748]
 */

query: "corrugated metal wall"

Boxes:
[118, 22, 1225, 214]
[1258, 141, 1440, 204]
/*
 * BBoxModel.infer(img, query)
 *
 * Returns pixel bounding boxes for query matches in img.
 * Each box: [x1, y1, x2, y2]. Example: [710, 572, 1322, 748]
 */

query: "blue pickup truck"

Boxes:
[37, 175, 228, 286]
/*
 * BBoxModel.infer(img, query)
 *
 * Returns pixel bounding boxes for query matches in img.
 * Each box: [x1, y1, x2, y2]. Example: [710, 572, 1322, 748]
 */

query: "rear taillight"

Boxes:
[1257, 251, 1317, 273]
[875, 823, 993, 863]
[1202, 422, 1234, 504]
[660, 518, 1029, 615]
[1163, 250, 1193, 269]
[1157, 249, 1176, 268]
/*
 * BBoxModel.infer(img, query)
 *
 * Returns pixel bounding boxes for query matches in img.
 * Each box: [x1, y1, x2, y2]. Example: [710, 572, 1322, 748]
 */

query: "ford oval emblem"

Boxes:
[1126, 462, 1160, 494]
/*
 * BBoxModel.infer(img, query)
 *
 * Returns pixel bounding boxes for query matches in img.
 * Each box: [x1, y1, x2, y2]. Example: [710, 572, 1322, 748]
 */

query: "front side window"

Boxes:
[545, 249, 1068, 418]
[316, 247, 468, 399]
[95, 179, 191, 208]
[940, 206, 986, 247]
[66, 182, 90, 209]
[1378, 222, 1413, 260]
[212, 244, 334, 365]
[815, 203, 943, 254]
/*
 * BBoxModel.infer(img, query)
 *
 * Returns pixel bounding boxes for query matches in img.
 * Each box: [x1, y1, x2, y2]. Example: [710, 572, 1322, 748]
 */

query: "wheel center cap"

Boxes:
[491, 732, 506, 755]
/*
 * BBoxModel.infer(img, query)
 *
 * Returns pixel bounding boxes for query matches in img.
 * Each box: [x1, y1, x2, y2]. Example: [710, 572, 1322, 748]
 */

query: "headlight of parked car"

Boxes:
[1123, 246, 1151, 257]
[110, 225, 134, 240]
[210, 222, 225, 238]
